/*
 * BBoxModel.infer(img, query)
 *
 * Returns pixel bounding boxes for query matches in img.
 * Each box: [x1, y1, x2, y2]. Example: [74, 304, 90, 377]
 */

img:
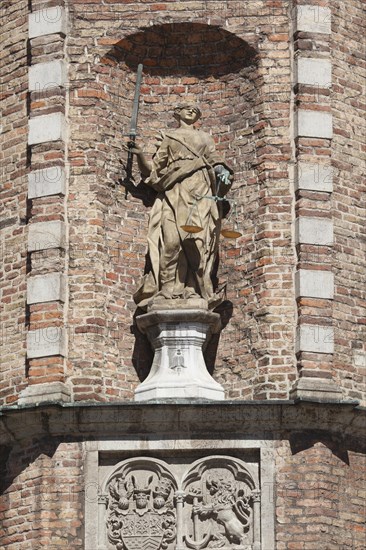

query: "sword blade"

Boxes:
[124, 64, 143, 195]
[129, 63, 143, 137]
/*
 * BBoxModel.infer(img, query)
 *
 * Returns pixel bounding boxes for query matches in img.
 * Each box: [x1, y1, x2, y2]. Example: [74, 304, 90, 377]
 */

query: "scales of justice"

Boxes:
[121, 65, 241, 401]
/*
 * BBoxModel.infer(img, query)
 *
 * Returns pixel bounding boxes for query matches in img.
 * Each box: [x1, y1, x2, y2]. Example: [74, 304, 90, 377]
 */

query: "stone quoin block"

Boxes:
[296, 324, 334, 354]
[295, 57, 332, 87]
[18, 382, 71, 405]
[29, 7, 67, 39]
[28, 113, 66, 145]
[295, 5, 331, 34]
[295, 163, 333, 192]
[296, 110, 333, 139]
[295, 269, 334, 299]
[27, 327, 66, 358]
[295, 217, 333, 246]
[28, 221, 66, 252]
[28, 166, 66, 198]
[27, 273, 66, 304]
[29, 60, 67, 91]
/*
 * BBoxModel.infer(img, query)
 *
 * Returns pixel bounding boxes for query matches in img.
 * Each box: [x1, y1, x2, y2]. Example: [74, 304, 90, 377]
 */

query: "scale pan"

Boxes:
[181, 224, 204, 234]
[221, 228, 242, 239]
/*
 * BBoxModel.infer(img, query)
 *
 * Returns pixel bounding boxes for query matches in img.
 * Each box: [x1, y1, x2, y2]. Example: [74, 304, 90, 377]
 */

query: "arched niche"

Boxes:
[93, 23, 263, 388]
[102, 23, 260, 171]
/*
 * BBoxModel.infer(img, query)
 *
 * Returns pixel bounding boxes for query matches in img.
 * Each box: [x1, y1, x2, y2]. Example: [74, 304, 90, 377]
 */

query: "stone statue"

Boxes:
[127, 103, 234, 311]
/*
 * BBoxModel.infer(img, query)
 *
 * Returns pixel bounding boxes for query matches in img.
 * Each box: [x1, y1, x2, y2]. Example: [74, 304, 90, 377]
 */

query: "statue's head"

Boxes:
[174, 103, 201, 124]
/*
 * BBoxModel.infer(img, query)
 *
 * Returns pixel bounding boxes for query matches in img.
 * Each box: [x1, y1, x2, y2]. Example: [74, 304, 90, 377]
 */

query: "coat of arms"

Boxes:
[106, 471, 176, 550]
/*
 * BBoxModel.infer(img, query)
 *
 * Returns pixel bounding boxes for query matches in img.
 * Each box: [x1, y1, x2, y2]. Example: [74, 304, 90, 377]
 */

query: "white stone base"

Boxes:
[18, 382, 71, 406]
[134, 308, 225, 401]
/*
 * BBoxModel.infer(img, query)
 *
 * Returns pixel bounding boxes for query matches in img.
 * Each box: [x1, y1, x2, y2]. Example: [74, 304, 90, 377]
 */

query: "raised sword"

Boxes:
[123, 63, 143, 195]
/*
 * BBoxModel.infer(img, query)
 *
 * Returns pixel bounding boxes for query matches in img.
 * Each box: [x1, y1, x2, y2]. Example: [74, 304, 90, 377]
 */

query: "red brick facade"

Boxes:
[1, 0, 365, 548]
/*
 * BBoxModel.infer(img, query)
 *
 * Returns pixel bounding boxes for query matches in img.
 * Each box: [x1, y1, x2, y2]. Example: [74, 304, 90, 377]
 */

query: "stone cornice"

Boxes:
[0, 400, 364, 449]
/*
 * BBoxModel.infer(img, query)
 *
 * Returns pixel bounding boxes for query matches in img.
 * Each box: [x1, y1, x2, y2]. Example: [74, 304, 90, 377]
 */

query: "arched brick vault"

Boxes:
[102, 23, 261, 160]
[108, 23, 257, 77]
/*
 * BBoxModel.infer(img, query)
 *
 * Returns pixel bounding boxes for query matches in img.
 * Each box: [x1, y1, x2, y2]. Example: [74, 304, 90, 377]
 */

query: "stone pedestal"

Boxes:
[135, 305, 224, 401]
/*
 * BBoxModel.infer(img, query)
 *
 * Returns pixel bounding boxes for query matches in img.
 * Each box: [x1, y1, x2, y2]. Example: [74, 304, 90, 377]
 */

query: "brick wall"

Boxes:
[0, 440, 83, 548]
[66, 0, 297, 401]
[331, 0, 366, 403]
[0, 0, 29, 405]
[276, 440, 366, 549]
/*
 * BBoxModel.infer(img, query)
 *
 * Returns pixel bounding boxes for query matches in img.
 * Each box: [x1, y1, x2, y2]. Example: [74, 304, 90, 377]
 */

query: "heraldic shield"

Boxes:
[105, 458, 177, 550]
[119, 510, 176, 550]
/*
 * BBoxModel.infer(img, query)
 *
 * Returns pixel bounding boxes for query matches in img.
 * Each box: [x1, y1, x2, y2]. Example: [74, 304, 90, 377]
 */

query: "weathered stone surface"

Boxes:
[28, 113, 66, 145]
[29, 60, 67, 91]
[296, 324, 334, 354]
[295, 57, 332, 87]
[290, 377, 343, 402]
[98, 454, 262, 550]
[295, 5, 331, 34]
[295, 163, 333, 192]
[295, 217, 333, 246]
[29, 7, 67, 39]
[27, 327, 66, 358]
[18, 382, 71, 406]
[27, 273, 66, 304]
[28, 221, 66, 251]
[296, 110, 333, 139]
[295, 269, 334, 299]
[28, 166, 66, 198]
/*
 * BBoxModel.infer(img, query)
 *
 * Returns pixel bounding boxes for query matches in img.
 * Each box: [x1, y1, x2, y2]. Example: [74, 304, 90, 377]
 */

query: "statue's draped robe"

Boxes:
[134, 128, 232, 310]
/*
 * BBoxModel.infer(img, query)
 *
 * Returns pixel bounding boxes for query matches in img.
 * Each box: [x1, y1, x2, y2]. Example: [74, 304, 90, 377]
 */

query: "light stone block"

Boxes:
[296, 110, 333, 139]
[29, 60, 67, 91]
[353, 351, 366, 368]
[295, 217, 333, 246]
[28, 113, 66, 145]
[29, 7, 67, 39]
[27, 327, 66, 358]
[290, 377, 343, 402]
[27, 273, 66, 304]
[28, 221, 66, 252]
[28, 166, 66, 198]
[295, 57, 332, 87]
[296, 324, 334, 354]
[295, 162, 333, 192]
[295, 269, 334, 299]
[18, 382, 71, 405]
[296, 5, 331, 34]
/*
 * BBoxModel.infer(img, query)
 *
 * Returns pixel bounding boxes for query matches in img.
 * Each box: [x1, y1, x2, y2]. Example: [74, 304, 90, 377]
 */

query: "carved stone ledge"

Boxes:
[290, 376, 343, 402]
[18, 382, 71, 406]
[135, 308, 224, 401]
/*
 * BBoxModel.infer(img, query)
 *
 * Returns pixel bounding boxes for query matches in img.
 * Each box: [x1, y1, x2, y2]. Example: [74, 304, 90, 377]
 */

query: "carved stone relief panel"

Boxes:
[99, 456, 261, 550]
[104, 458, 177, 550]
[181, 457, 260, 549]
